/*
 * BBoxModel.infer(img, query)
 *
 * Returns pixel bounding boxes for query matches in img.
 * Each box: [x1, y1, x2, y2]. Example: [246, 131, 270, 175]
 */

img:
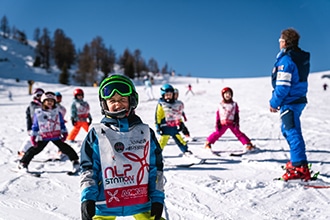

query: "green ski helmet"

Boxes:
[99, 74, 139, 118]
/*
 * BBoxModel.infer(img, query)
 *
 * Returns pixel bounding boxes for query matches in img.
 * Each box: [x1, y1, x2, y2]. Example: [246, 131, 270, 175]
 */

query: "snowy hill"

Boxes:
[0, 36, 63, 83]
[1, 35, 330, 220]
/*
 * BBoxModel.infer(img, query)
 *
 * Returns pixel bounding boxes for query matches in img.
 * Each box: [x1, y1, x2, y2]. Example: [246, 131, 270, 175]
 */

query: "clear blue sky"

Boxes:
[1, 0, 330, 78]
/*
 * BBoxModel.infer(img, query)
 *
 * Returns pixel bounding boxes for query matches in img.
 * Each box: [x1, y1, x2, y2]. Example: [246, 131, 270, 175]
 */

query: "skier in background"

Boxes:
[144, 75, 155, 100]
[155, 84, 193, 156]
[55, 91, 67, 159]
[55, 92, 67, 122]
[8, 90, 13, 101]
[185, 84, 195, 96]
[173, 88, 191, 140]
[17, 88, 44, 158]
[18, 91, 79, 173]
[66, 88, 92, 143]
[204, 87, 255, 151]
[323, 83, 328, 91]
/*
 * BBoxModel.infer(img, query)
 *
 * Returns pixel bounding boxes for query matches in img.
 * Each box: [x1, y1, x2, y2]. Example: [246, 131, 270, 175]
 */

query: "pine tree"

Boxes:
[148, 58, 159, 74]
[0, 15, 10, 38]
[161, 63, 168, 74]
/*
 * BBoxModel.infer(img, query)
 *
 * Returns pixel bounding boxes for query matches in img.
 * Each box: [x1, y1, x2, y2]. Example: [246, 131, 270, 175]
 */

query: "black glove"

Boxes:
[88, 117, 92, 126]
[156, 125, 163, 135]
[81, 200, 95, 220]
[151, 202, 163, 220]
[71, 118, 77, 126]
[178, 122, 184, 131]
[156, 129, 162, 135]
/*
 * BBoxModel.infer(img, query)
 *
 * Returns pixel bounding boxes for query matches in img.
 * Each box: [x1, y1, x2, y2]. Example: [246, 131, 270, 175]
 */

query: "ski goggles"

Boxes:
[100, 81, 133, 99]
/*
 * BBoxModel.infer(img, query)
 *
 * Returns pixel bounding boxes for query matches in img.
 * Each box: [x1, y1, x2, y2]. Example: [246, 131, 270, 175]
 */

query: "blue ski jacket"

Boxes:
[270, 47, 310, 109]
[80, 114, 164, 217]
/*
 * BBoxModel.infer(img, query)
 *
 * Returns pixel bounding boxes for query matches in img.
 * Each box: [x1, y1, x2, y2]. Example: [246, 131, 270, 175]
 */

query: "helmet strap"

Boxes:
[104, 109, 129, 119]
[101, 99, 131, 119]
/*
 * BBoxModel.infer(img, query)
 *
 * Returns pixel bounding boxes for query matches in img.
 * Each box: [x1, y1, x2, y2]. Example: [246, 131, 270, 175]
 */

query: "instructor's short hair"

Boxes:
[281, 28, 300, 48]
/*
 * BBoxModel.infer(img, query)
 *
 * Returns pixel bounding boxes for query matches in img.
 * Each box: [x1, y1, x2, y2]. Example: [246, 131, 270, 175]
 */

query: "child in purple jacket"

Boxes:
[205, 87, 255, 151]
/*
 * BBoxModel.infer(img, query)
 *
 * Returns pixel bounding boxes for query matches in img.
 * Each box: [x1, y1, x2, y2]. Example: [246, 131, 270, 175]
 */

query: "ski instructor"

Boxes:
[269, 28, 311, 181]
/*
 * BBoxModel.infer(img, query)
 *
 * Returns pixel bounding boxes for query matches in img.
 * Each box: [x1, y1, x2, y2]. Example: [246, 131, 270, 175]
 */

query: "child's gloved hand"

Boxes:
[155, 124, 163, 135]
[81, 200, 95, 220]
[30, 136, 37, 147]
[71, 118, 77, 126]
[151, 202, 164, 220]
[61, 132, 68, 142]
[88, 117, 93, 126]
[157, 128, 163, 135]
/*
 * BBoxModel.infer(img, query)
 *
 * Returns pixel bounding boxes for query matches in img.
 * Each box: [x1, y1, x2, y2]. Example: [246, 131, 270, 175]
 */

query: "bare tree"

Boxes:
[35, 28, 52, 70]
[53, 29, 75, 69]
[91, 36, 106, 71]
[119, 49, 135, 79]
[108, 46, 116, 73]
[148, 58, 159, 74]
[76, 44, 95, 85]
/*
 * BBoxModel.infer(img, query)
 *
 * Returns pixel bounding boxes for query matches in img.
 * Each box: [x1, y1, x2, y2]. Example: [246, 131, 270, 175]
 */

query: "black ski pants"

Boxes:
[20, 139, 79, 166]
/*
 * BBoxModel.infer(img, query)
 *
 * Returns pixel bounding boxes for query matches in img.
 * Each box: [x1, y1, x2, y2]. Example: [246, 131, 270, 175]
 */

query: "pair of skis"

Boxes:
[165, 158, 207, 168]
[11, 167, 79, 177]
[165, 146, 260, 168]
[274, 176, 330, 189]
[210, 147, 260, 157]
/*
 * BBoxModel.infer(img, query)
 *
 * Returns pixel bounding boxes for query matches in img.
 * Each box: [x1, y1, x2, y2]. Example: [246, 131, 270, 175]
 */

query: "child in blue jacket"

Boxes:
[80, 75, 165, 220]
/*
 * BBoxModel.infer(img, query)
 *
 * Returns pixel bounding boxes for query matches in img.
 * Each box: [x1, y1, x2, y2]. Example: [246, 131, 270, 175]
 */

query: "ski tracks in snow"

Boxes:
[164, 173, 229, 220]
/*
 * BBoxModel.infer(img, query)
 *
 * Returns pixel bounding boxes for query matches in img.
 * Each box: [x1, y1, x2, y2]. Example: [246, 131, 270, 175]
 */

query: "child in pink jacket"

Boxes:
[205, 87, 255, 151]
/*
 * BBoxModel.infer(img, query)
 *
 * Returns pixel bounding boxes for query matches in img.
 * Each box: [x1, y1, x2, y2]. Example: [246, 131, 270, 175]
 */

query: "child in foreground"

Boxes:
[80, 74, 165, 220]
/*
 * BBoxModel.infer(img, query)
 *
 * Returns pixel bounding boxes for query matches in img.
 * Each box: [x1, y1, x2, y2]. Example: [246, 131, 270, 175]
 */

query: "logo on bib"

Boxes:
[114, 142, 125, 153]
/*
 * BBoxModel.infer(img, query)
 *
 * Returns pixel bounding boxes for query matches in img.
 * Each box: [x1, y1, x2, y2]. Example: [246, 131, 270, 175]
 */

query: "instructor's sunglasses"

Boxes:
[100, 81, 132, 99]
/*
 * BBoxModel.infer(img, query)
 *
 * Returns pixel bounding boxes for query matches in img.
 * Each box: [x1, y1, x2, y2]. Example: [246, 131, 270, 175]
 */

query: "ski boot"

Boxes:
[282, 164, 311, 181]
[72, 160, 80, 173]
[18, 161, 28, 172]
[204, 141, 212, 150]
[245, 143, 256, 151]
[183, 150, 193, 157]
